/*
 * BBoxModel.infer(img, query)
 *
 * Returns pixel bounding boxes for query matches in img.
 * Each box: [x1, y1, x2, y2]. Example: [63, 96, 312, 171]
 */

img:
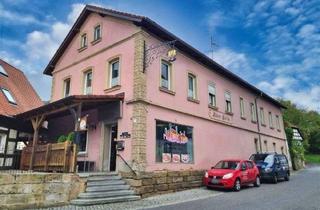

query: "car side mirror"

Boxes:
[241, 166, 246, 171]
[211, 166, 215, 169]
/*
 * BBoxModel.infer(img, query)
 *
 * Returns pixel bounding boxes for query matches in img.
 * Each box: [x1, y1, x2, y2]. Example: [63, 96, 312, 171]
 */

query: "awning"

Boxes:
[15, 93, 125, 120]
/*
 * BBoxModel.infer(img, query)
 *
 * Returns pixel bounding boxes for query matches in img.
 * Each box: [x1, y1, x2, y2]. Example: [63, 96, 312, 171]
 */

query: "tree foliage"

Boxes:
[280, 99, 320, 154]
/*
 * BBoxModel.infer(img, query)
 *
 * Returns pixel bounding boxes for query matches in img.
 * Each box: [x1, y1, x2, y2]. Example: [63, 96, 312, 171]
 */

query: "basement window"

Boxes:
[1, 88, 16, 104]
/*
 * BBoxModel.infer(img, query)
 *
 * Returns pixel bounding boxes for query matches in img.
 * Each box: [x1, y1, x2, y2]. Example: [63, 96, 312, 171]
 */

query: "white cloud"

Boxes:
[23, 4, 85, 62]
[0, 3, 46, 26]
[297, 24, 316, 38]
[285, 7, 300, 16]
[257, 76, 297, 96]
[284, 86, 320, 111]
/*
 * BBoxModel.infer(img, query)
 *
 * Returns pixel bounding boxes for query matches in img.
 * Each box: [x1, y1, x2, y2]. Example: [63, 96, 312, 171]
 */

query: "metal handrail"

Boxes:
[117, 154, 137, 176]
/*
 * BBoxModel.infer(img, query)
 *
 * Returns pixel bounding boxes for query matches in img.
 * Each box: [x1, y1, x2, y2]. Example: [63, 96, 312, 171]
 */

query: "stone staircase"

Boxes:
[71, 172, 140, 206]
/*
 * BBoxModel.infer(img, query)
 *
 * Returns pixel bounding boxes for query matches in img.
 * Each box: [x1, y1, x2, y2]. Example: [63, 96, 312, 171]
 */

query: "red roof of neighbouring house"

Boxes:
[0, 59, 43, 117]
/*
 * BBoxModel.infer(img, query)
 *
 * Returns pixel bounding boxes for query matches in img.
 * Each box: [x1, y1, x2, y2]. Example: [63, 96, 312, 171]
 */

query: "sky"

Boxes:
[0, 0, 319, 111]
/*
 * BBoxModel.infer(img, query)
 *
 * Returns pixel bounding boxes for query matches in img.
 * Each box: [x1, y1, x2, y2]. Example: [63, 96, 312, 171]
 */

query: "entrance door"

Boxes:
[109, 125, 117, 171]
[102, 124, 117, 171]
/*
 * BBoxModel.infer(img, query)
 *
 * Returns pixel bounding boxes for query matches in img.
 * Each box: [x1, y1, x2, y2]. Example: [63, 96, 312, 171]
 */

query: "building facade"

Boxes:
[0, 59, 43, 169]
[42, 5, 290, 173]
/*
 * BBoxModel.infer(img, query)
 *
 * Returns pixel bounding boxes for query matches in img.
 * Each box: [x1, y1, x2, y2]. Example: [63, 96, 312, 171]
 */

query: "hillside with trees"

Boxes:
[280, 100, 320, 168]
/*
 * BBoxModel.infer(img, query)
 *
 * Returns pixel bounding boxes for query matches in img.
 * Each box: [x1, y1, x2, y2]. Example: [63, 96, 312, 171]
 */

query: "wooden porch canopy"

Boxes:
[14, 93, 124, 170]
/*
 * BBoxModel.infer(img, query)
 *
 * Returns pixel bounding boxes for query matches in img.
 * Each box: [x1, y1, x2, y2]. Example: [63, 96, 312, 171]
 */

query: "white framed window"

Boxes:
[63, 78, 71, 97]
[78, 131, 88, 153]
[269, 112, 274, 128]
[264, 140, 268, 152]
[0, 133, 7, 154]
[1, 88, 16, 104]
[109, 59, 120, 88]
[94, 25, 101, 41]
[0, 64, 8, 76]
[83, 70, 92, 95]
[208, 84, 216, 107]
[80, 33, 87, 48]
[260, 107, 265, 125]
[240, 97, 245, 118]
[161, 60, 172, 90]
[250, 103, 257, 122]
[225, 91, 232, 113]
[188, 73, 197, 99]
[276, 115, 281, 130]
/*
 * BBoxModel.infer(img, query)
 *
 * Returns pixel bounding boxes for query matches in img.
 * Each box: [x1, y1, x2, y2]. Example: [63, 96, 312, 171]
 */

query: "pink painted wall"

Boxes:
[145, 106, 288, 171]
[50, 13, 137, 170]
[48, 12, 288, 172]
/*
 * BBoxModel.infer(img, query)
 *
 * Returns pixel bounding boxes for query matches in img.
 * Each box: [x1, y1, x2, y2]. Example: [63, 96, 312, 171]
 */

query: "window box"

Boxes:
[91, 38, 101, 46]
[104, 85, 121, 93]
[225, 111, 234, 116]
[78, 46, 87, 52]
[159, 87, 175, 95]
[208, 104, 218, 110]
[241, 116, 246, 120]
[187, 97, 199, 104]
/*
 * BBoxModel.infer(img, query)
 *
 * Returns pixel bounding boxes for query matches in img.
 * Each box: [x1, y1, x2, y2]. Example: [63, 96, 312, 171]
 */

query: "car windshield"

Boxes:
[250, 154, 274, 167]
[213, 161, 240, 170]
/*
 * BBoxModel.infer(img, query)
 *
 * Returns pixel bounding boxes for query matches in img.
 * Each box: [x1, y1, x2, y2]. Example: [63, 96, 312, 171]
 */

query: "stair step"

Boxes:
[87, 175, 121, 182]
[86, 184, 130, 192]
[71, 195, 141, 206]
[78, 172, 118, 178]
[87, 180, 126, 187]
[78, 190, 135, 199]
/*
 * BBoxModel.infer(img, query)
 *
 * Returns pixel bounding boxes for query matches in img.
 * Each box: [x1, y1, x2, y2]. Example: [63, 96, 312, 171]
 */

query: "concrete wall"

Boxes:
[0, 173, 85, 209]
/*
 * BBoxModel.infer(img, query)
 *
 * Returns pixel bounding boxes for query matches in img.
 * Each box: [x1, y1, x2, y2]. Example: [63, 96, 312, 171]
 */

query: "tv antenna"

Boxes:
[210, 35, 218, 60]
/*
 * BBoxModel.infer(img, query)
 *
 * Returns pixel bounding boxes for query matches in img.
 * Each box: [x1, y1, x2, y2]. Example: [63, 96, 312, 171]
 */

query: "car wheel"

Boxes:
[272, 174, 278, 184]
[284, 172, 290, 181]
[233, 179, 241, 191]
[254, 176, 261, 187]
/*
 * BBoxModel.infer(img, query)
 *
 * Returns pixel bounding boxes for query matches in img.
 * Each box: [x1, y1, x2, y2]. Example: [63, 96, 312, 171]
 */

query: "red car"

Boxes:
[203, 159, 260, 191]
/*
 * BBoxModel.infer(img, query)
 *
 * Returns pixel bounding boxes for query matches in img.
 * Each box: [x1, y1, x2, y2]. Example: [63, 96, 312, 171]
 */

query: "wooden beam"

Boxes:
[29, 115, 45, 170]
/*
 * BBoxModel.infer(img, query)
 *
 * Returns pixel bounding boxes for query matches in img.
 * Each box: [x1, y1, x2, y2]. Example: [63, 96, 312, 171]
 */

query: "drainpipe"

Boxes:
[254, 93, 263, 153]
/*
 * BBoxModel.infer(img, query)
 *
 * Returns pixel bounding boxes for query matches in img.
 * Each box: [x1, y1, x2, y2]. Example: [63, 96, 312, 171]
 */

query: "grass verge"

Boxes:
[305, 153, 320, 164]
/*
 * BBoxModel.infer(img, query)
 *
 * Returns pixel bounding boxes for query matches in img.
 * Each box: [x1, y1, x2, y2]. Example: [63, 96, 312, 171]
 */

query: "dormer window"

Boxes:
[94, 25, 101, 41]
[1, 88, 16, 104]
[0, 64, 8, 77]
[80, 33, 87, 48]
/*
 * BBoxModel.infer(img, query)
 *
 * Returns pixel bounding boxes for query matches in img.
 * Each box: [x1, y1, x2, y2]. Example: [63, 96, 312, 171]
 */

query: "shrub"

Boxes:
[57, 135, 67, 143]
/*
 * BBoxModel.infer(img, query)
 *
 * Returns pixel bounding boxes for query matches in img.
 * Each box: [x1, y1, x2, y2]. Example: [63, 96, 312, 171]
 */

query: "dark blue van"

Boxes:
[249, 153, 290, 183]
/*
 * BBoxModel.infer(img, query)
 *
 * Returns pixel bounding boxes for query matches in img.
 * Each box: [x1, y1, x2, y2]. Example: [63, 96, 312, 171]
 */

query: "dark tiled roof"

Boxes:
[0, 59, 43, 117]
[15, 93, 124, 120]
[43, 5, 285, 109]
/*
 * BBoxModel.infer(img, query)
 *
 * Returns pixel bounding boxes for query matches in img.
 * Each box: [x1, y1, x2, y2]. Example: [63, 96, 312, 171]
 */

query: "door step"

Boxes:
[71, 172, 140, 206]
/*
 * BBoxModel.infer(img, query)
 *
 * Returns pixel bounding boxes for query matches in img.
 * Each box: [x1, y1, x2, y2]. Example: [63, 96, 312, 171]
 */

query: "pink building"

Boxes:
[27, 5, 290, 174]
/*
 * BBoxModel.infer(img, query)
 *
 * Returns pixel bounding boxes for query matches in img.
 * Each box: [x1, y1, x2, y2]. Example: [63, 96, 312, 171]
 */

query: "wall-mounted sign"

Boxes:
[116, 141, 125, 151]
[208, 109, 232, 123]
[120, 132, 131, 139]
[79, 116, 88, 131]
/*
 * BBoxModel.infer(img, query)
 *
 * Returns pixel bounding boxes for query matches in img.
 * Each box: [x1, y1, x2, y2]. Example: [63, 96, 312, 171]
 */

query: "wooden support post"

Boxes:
[44, 143, 51, 171]
[63, 141, 69, 172]
[29, 115, 45, 171]
[71, 144, 77, 173]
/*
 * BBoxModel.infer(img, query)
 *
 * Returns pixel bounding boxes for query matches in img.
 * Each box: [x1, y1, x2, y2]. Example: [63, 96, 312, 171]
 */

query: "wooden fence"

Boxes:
[20, 141, 77, 173]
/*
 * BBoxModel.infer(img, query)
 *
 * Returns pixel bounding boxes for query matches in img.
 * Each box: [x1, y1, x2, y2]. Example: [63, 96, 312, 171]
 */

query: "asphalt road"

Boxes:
[146, 165, 320, 210]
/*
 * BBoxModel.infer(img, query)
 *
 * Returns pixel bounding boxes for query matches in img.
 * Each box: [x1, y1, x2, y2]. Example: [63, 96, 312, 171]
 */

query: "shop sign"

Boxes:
[208, 109, 232, 123]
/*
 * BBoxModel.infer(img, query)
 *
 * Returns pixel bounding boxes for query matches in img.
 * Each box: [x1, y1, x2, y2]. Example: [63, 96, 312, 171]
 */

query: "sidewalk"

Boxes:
[35, 187, 222, 210]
